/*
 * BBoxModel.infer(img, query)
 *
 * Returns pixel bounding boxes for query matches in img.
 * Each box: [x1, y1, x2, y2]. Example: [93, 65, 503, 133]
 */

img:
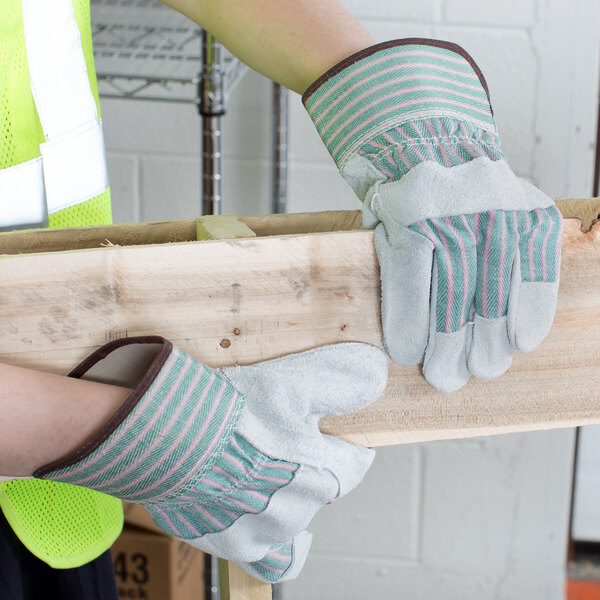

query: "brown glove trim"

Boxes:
[34, 336, 172, 477]
[302, 38, 491, 108]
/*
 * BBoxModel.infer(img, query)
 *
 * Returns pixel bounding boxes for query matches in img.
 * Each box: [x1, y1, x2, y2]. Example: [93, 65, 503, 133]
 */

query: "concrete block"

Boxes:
[421, 436, 522, 576]
[421, 430, 573, 595]
[227, 69, 273, 112]
[220, 158, 271, 216]
[444, 0, 536, 27]
[431, 27, 536, 174]
[287, 163, 357, 213]
[341, 0, 441, 23]
[102, 98, 200, 156]
[102, 70, 271, 157]
[139, 156, 271, 221]
[365, 21, 437, 43]
[106, 154, 139, 223]
[222, 105, 272, 162]
[222, 70, 273, 161]
[572, 464, 600, 541]
[139, 156, 200, 222]
[577, 425, 600, 466]
[288, 96, 333, 165]
[306, 445, 421, 560]
[572, 426, 600, 542]
[282, 556, 497, 600]
[494, 429, 574, 600]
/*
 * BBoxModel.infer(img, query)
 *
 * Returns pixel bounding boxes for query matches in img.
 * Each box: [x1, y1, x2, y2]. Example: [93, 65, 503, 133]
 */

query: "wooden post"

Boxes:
[219, 559, 272, 600]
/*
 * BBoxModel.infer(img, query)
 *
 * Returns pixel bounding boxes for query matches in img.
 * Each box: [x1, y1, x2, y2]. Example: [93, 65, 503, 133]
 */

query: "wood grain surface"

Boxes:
[219, 559, 272, 600]
[0, 201, 599, 447]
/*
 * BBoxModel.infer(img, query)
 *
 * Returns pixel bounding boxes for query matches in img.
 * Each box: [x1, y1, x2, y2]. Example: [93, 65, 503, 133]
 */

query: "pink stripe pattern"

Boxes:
[42, 341, 298, 551]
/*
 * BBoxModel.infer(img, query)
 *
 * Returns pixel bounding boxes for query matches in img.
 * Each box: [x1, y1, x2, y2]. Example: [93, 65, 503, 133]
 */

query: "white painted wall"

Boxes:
[96, 0, 600, 597]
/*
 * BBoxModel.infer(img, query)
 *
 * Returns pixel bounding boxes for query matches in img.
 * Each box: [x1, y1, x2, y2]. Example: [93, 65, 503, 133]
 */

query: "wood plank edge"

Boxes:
[325, 416, 600, 448]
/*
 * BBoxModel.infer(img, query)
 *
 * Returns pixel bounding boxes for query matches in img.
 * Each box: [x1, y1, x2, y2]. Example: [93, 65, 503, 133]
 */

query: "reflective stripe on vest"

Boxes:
[0, 0, 109, 228]
[0, 158, 45, 229]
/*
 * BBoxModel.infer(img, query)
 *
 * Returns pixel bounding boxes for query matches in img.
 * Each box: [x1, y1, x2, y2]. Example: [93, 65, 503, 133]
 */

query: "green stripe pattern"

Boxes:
[357, 116, 504, 181]
[410, 207, 563, 333]
[304, 43, 496, 169]
[247, 540, 294, 582]
[43, 345, 298, 539]
[147, 432, 297, 539]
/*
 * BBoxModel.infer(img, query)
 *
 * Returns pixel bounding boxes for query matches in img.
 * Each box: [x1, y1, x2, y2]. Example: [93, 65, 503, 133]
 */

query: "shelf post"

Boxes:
[199, 30, 225, 216]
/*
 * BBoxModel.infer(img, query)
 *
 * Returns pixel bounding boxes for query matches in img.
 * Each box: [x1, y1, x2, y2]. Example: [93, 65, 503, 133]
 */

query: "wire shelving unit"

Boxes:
[90, 0, 288, 215]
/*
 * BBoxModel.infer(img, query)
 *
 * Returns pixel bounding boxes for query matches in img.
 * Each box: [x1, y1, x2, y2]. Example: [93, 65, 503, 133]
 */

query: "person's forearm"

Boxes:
[0, 363, 130, 476]
[160, 0, 375, 94]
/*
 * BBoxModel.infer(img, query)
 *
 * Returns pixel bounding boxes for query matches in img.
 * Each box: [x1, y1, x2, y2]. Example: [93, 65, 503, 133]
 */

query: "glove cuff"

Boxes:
[34, 337, 245, 502]
[303, 38, 499, 170]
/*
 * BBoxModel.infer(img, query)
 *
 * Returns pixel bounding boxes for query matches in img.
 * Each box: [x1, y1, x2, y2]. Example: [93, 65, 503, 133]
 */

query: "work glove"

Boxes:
[34, 337, 387, 583]
[304, 39, 563, 392]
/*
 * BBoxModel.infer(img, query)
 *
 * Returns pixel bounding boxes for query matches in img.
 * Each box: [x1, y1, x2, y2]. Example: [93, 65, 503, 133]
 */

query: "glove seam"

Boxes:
[338, 109, 497, 168]
[147, 432, 298, 506]
[136, 399, 248, 504]
[359, 133, 499, 156]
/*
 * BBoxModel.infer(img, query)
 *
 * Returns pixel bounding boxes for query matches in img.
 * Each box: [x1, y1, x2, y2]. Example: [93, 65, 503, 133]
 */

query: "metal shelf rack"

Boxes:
[90, 0, 288, 215]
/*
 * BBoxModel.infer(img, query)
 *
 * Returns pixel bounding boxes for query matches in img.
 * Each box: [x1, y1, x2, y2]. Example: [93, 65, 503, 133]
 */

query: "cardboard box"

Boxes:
[112, 526, 205, 600]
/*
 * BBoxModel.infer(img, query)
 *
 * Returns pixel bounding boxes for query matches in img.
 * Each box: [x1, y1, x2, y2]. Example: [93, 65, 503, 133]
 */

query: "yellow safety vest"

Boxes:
[0, 0, 123, 569]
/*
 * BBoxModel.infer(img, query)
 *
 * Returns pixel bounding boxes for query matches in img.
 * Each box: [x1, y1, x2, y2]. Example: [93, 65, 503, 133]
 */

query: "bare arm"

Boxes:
[0, 0, 370, 478]
[159, 0, 375, 94]
[0, 363, 130, 476]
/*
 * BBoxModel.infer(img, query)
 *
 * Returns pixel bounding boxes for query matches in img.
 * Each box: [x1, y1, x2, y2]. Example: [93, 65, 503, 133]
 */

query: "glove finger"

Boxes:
[508, 206, 563, 352]
[375, 221, 434, 365]
[237, 531, 313, 583]
[415, 216, 477, 392]
[468, 211, 517, 379]
[223, 342, 388, 420]
[423, 328, 471, 392]
[422, 258, 470, 392]
[467, 313, 513, 380]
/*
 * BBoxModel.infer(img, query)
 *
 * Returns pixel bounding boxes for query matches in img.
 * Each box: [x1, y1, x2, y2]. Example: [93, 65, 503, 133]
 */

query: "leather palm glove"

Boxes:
[304, 39, 563, 392]
[34, 337, 388, 583]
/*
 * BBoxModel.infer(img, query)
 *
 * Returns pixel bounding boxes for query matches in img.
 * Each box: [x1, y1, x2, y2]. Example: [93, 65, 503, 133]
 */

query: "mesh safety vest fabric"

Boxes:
[0, 0, 112, 227]
[0, 0, 122, 569]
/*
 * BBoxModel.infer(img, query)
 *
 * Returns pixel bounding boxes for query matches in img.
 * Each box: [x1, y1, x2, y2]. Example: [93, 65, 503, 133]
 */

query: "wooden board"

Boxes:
[0, 201, 599, 447]
[0, 210, 363, 255]
[219, 559, 272, 600]
[196, 215, 258, 241]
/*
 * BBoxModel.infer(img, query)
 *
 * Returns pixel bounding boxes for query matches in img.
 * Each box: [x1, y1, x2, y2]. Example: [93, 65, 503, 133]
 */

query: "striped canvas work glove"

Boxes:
[304, 39, 563, 392]
[34, 337, 387, 583]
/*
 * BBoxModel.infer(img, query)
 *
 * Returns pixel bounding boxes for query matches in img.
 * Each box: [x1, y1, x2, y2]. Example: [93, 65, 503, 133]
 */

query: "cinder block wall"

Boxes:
[101, 0, 600, 597]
